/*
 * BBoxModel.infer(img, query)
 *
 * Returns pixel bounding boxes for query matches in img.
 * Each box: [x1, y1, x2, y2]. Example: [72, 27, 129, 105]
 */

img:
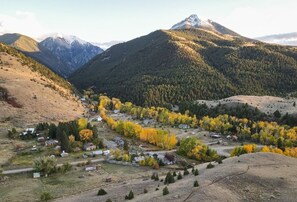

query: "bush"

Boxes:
[173, 171, 177, 177]
[206, 163, 214, 169]
[144, 188, 148, 193]
[61, 162, 72, 173]
[97, 188, 107, 196]
[183, 168, 189, 176]
[163, 186, 169, 195]
[193, 180, 199, 187]
[125, 190, 134, 200]
[194, 169, 199, 176]
[106, 199, 112, 202]
[164, 172, 175, 184]
[40, 192, 53, 201]
[177, 172, 182, 180]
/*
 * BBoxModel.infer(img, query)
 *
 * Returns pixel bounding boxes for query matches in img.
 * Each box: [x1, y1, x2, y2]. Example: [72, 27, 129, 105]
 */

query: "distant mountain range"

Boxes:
[0, 33, 103, 77]
[70, 14, 297, 106]
[256, 32, 297, 46]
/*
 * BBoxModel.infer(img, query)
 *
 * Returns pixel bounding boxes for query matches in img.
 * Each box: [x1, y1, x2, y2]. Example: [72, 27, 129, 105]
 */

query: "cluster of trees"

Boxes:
[45, 118, 102, 152]
[177, 137, 218, 162]
[34, 157, 72, 176]
[110, 149, 131, 162]
[231, 144, 297, 158]
[199, 115, 297, 148]
[179, 102, 267, 121]
[99, 96, 177, 150]
[120, 102, 198, 127]
[180, 101, 297, 127]
[139, 156, 159, 169]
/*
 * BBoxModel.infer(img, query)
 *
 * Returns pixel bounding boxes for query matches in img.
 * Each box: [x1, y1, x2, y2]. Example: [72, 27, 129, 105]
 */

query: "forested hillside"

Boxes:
[70, 29, 297, 106]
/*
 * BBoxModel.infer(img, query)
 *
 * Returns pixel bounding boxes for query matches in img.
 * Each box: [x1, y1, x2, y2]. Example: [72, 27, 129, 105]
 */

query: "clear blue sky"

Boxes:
[0, 0, 297, 42]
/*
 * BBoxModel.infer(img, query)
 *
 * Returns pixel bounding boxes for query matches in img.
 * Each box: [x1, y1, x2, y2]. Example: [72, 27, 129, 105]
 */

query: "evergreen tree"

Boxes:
[177, 172, 182, 180]
[183, 168, 189, 176]
[123, 140, 129, 151]
[193, 180, 199, 187]
[163, 187, 169, 195]
[60, 131, 70, 152]
[48, 123, 57, 139]
[194, 169, 199, 176]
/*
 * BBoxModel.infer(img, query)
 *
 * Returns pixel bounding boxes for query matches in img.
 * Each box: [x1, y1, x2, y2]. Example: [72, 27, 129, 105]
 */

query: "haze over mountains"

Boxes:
[70, 14, 297, 106]
[0, 33, 103, 77]
[256, 32, 297, 46]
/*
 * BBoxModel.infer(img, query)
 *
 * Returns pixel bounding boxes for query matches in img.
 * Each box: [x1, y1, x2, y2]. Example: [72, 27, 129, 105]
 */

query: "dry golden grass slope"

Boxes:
[196, 95, 297, 115]
[56, 153, 297, 202]
[0, 51, 85, 127]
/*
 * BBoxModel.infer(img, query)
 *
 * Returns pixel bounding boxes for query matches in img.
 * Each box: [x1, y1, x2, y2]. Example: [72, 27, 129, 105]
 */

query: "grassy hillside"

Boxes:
[0, 43, 84, 125]
[70, 29, 297, 106]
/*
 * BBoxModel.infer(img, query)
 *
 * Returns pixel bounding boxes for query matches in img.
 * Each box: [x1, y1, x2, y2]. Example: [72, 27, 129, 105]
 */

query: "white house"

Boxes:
[60, 150, 69, 157]
[20, 128, 36, 136]
[103, 150, 110, 155]
[96, 116, 103, 122]
[92, 150, 103, 155]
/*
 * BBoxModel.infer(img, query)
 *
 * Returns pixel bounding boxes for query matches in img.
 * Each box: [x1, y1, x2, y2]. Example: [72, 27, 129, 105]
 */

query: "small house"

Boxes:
[83, 143, 96, 151]
[33, 172, 40, 178]
[143, 119, 154, 125]
[103, 150, 110, 155]
[134, 156, 145, 163]
[60, 150, 69, 157]
[45, 139, 59, 146]
[178, 124, 190, 129]
[96, 116, 103, 122]
[20, 128, 36, 136]
[92, 150, 103, 155]
[85, 166, 96, 171]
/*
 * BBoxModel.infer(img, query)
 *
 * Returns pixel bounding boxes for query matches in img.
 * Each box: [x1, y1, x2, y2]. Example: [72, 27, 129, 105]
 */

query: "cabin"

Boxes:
[45, 139, 59, 146]
[92, 150, 103, 155]
[143, 119, 154, 125]
[20, 128, 36, 136]
[103, 150, 110, 155]
[60, 150, 69, 157]
[178, 124, 190, 129]
[210, 133, 221, 139]
[83, 143, 96, 151]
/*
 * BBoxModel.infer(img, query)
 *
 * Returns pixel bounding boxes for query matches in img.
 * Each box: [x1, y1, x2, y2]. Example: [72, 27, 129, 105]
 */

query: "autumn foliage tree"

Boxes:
[79, 129, 94, 142]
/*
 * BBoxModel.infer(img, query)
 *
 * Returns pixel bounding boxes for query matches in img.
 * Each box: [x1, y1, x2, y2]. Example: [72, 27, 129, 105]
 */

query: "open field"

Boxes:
[0, 162, 158, 202]
[196, 95, 297, 115]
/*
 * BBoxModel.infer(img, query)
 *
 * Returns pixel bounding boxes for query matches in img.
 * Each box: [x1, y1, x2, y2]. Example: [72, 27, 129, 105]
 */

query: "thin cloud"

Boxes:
[0, 11, 51, 38]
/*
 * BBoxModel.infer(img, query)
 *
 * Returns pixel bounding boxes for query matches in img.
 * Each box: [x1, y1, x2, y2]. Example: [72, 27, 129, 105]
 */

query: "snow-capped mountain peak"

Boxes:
[171, 14, 213, 30]
[37, 33, 88, 45]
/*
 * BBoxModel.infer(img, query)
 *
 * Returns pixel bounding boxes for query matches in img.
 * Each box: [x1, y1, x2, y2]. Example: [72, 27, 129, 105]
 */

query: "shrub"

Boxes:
[144, 188, 148, 193]
[125, 190, 134, 200]
[183, 168, 189, 176]
[163, 186, 169, 195]
[193, 180, 199, 187]
[173, 171, 177, 177]
[164, 172, 175, 184]
[177, 172, 182, 180]
[61, 162, 72, 173]
[106, 199, 112, 202]
[97, 188, 107, 195]
[206, 163, 214, 169]
[194, 169, 199, 176]
[40, 192, 53, 201]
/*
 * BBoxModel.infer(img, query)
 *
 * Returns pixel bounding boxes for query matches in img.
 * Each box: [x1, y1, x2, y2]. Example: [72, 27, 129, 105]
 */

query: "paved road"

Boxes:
[2, 158, 105, 175]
